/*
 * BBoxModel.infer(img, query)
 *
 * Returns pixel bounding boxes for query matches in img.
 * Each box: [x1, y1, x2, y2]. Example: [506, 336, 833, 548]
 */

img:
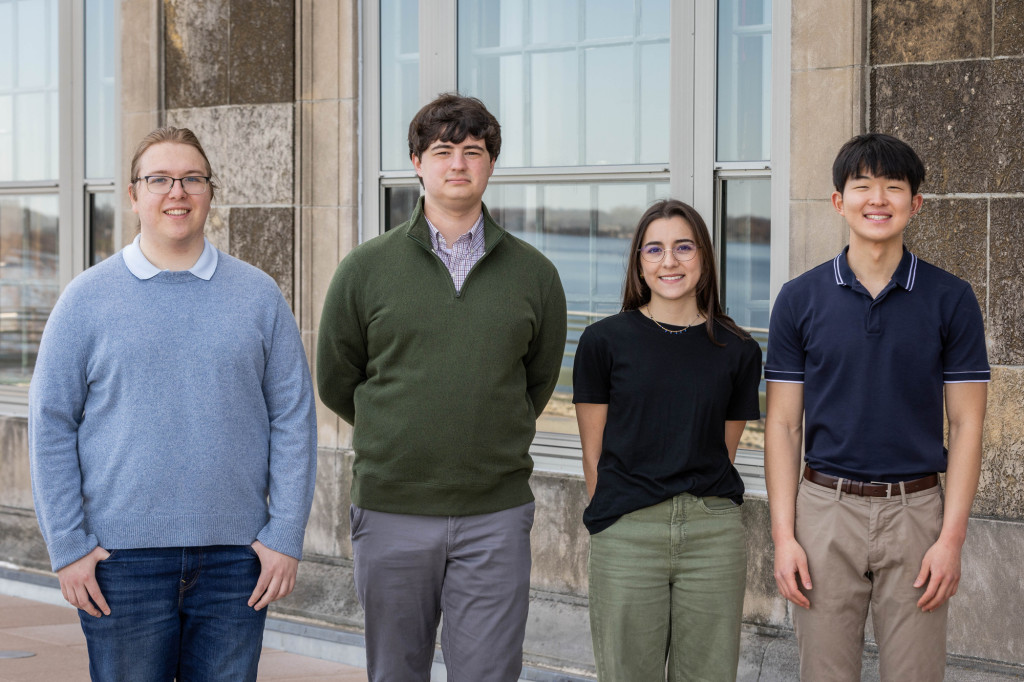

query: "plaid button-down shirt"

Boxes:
[426, 213, 486, 294]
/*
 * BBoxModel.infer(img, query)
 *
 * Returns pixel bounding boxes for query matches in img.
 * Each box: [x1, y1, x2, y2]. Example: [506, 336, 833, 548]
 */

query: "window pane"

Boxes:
[640, 0, 670, 36]
[0, 0, 59, 182]
[529, 50, 579, 166]
[483, 181, 670, 435]
[721, 176, 769, 450]
[0, 193, 59, 385]
[89, 192, 115, 265]
[383, 185, 420, 231]
[721, 177, 770, 329]
[0, 2, 12, 91]
[716, 0, 771, 163]
[85, 0, 116, 179]
[459, 0, 669, 168]
[380, 0, 419, 171]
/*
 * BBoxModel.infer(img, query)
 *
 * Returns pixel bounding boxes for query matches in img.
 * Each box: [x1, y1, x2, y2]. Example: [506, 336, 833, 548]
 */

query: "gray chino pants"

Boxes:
[351, 502, 534, 682]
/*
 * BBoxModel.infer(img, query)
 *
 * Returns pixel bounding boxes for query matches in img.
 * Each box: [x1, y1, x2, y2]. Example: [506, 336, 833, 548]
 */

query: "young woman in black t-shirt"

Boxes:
[573, 199, 762, 681]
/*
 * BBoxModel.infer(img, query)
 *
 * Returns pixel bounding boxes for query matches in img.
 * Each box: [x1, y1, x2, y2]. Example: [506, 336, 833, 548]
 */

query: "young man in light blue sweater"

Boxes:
[29, 127, 317, 681]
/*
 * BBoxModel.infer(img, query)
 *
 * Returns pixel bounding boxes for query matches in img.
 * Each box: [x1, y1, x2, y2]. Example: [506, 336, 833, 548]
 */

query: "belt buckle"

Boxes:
[870, 481, 893, 499]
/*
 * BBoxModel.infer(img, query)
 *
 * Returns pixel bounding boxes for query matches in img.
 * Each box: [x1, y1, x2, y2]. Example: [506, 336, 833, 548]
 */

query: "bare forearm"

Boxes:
[940, 383, 987, 546]
[575, 403, 608, 501]
[765, 383, 805, 543]
[725, 420, 747, 464]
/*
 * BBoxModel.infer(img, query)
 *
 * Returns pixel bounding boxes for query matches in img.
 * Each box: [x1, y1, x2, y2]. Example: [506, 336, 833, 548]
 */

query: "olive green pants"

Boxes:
[588, 492, 747, 682]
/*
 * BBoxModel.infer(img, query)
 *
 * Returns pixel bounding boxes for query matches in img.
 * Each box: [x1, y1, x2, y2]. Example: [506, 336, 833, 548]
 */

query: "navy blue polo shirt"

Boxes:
[765, 247, 989, 482]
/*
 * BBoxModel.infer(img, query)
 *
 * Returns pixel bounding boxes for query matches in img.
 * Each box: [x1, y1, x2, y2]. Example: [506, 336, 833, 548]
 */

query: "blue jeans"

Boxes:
[79, 545, 267, 682]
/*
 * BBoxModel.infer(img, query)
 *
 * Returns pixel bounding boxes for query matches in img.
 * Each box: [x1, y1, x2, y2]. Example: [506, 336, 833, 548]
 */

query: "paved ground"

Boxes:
[0, 594, 367, 682]
[3, 589, 1023, 681]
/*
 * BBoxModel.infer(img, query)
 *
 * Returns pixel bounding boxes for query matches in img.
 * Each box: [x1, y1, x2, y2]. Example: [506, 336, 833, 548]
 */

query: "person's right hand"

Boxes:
[773, 536, 812, 609]
[57, 546, 111, 617]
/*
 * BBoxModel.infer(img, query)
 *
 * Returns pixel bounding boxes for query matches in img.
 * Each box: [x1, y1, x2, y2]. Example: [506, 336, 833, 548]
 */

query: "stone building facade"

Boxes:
[1, 0, 1022, 676]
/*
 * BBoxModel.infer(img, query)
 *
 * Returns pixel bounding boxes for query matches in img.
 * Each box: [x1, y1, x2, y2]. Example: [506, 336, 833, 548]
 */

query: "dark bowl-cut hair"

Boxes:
[622, 199, 750, 346]
[832, 132, 926, 195]
[408, 93, 501, 166]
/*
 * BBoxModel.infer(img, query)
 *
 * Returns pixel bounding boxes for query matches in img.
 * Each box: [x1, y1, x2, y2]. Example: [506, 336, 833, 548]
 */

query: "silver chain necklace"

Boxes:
[643, 305, 703, 334]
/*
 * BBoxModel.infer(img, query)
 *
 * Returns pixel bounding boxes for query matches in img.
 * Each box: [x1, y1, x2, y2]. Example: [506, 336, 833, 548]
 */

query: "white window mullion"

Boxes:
[769, 0, 790, 306]
[418, 0, 456, 104]
[669, 0, 697, 205]
[57, 0, 76, 287]
[70, 0, 87, 273]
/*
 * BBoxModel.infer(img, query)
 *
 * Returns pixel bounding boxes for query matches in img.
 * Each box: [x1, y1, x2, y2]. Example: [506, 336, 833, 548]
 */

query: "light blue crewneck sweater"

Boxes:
[29, 249, 317, 571]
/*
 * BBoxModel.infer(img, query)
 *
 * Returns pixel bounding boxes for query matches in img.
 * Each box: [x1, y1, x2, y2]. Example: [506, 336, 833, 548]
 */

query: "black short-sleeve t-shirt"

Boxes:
[573, 310, 762, 535]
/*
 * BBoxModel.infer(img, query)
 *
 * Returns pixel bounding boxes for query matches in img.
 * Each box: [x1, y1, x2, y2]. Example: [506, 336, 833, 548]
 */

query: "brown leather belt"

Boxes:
[804, 466, 939, 497]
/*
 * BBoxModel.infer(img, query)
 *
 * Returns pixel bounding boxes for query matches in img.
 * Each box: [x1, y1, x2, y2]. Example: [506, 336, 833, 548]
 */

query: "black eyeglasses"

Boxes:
[639, 243, 698, 263]
[135, 175, 211, 195]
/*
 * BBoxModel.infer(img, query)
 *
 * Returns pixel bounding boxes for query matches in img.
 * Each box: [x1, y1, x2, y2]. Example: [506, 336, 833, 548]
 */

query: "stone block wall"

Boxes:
[870, 0, 1024, 523]
[161, 0, 297, 302]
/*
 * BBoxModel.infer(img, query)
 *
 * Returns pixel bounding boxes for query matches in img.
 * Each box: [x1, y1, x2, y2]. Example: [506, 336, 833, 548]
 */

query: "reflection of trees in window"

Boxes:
[0, 200, 59, 385]
[89, 193, 116, 265]
[725, 213, 770, 245]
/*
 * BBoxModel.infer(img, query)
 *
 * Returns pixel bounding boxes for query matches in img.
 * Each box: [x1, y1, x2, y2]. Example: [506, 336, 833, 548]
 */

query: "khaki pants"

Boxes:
[793, 479, 947, 682]
[588, 493, 747, 682]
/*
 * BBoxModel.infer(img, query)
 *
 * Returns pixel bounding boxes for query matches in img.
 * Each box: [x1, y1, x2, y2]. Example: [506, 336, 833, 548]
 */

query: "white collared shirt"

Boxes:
[122, 234, 219, 280]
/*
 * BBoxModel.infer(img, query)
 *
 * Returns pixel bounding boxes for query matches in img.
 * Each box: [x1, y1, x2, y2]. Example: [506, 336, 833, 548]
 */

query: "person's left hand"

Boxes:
[914, 538, 962, 612]
[248, 540, 299, 611]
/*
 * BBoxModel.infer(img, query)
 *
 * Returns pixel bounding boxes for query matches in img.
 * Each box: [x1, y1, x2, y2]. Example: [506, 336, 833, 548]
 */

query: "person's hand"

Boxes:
[248, 541, 299, 611]
[57, 546, 111, 618]
[773, 536, 812, 609]
[915, 538, 962, 612]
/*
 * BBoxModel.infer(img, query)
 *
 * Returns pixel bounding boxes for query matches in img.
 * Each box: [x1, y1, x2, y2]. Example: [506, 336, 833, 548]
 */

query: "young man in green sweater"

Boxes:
[317, 93, 567, 681]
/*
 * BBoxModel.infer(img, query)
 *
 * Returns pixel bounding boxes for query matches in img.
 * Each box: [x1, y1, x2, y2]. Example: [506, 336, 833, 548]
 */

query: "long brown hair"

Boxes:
[622, 199, 750, 345]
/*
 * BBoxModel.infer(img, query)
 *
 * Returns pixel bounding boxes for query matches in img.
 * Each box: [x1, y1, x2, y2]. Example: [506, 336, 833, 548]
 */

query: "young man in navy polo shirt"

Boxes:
[764, 133, 989, 681]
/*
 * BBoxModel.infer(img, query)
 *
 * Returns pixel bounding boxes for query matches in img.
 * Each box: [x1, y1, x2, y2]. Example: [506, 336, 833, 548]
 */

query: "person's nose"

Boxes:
[451, 151, 468, 170]
[167, 178, 188, 198]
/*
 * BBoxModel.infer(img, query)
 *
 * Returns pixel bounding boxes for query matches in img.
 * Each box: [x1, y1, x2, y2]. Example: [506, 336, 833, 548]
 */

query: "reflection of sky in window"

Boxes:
[0, 0, 59, 182]
[460, 0, 669, 169]
[86, 0, 116, 179]
[0, 3, 12, 90]
[530, 51, 578, 166]
[586, 46, 633, 164]
[380, 0, 419, 171]
[641, 0, 670, 36]
[530, 0, 577, 44]
[717, 0, 772, 162]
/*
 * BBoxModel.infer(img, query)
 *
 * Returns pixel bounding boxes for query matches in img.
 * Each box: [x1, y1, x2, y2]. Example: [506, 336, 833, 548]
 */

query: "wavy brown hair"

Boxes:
[622, 199, 750, 346]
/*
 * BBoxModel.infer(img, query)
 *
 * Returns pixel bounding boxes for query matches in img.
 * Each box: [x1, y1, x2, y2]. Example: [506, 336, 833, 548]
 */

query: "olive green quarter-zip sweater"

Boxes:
[317, 199, 568, 516]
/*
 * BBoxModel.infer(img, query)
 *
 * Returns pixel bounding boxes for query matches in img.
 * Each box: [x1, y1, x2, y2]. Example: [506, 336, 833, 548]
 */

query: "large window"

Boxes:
[0, 0, 117, 398]
[364, 0, 788, 472]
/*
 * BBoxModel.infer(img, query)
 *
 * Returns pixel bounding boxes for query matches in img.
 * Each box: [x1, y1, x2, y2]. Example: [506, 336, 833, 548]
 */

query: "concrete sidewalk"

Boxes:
[3, 580, 1023, 681]
[0, 593, 367, 682]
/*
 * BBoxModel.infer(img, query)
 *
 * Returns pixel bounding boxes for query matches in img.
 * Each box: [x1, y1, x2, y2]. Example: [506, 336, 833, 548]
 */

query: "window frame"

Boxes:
[360, 0, 789, 483]
[0, 0, 121, 412]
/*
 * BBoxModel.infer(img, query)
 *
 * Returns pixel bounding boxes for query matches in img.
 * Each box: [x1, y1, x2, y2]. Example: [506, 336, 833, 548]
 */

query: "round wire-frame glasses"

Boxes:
[638, 243, 699, 263]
